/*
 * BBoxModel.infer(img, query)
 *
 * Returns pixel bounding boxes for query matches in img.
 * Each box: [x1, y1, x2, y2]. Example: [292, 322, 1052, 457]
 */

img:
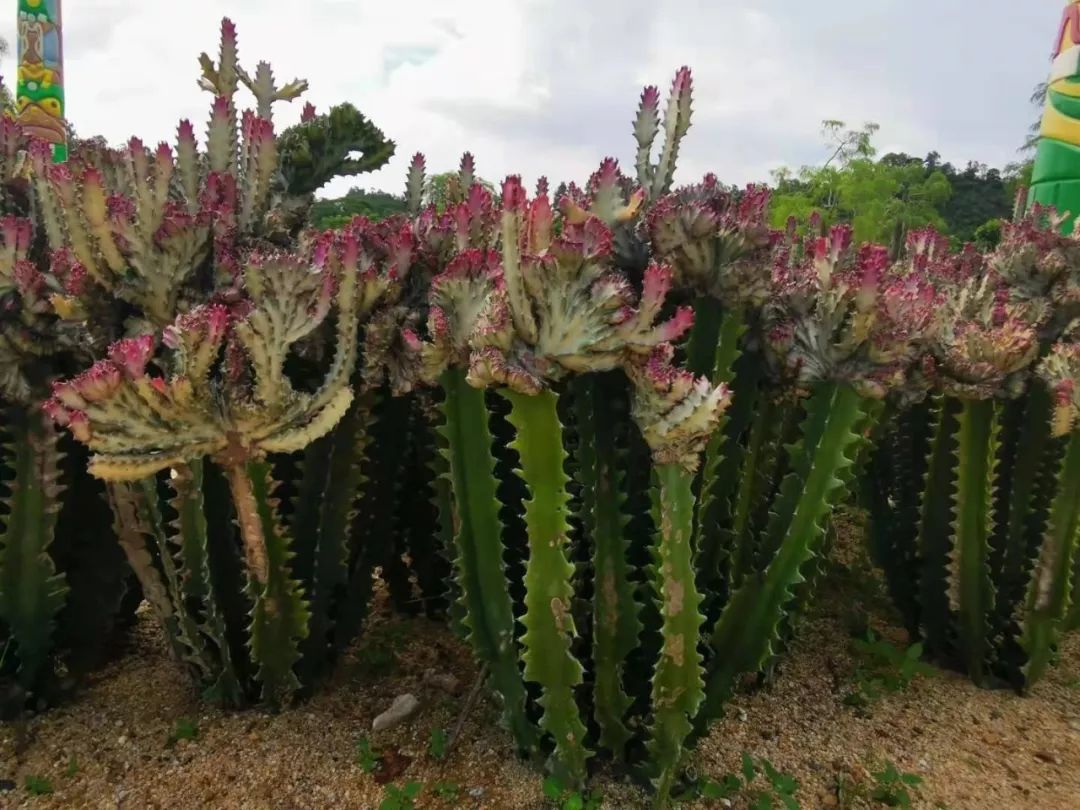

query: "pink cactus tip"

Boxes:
[67, 410, 91, 443]
[501, 175, 527, 212]
[459, 151, 475, 174]
[671, 66, 692, 96]
[42, 397, 69, 427]
[535, 176, 549, 197]
[211, 95, 230, 119]
[301, 102, 317, 122]
[51, 379, 86, 410]
[410, 152, 426, 172]
[661, 305, 695, 342]
[108, 334, 155, 379]
[177, 119, 196, 141]
[74, 361, 123, 402]
[13, 260, 44, 298]
[156, 141, 174, 161]
[640, 85, 660, 110]
[221, 17, 237, 41]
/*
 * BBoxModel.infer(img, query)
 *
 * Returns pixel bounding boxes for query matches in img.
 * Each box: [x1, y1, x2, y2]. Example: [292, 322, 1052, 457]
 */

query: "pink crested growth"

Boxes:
[49, 249, 88, 296]
[301, 102, 317, 122]
[535, 176, 549, 197]
[71, 360, 123, 403]
[12, 260, 44, 299]
[108, 334, 156, 379]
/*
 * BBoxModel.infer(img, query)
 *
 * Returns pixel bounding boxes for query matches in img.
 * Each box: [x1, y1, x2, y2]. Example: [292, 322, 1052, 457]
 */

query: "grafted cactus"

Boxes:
[864, 215, 1080, 690]
[0, 84, 138, 715]
[45, 233, 389, 705]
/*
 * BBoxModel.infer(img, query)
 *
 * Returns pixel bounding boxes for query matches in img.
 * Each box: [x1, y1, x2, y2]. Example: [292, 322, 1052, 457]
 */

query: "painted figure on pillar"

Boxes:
[16, 0, 65, 162]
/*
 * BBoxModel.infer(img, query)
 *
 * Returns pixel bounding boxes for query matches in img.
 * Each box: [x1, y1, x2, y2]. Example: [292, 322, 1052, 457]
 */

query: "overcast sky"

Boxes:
[0, 1, 1065, 198]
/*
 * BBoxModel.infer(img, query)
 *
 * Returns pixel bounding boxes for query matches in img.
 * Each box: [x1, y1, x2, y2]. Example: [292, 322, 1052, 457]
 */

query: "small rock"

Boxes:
[1035, 750, 1062, 766]
[468, 787, 485, 799]
[1068, 719, 1080, 733]
[372, 694, 420, 732]
[423, 669, 461, 694]
[737, 708, 748, 722]
[118, 735, 128, 745]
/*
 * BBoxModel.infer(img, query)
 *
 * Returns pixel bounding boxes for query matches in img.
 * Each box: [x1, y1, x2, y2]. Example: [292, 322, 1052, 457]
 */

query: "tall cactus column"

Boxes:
[1030, 1, 1080, 230]
[16, 0, 66, 162]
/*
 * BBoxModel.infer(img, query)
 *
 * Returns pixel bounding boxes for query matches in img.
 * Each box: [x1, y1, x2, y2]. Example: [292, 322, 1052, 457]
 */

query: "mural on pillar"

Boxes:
[1031, 1, 1080, 229]
[16, 0, 65, 162]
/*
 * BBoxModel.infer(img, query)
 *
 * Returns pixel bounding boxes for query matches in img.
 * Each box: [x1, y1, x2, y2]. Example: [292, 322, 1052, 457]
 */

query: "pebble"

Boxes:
[468, 787, 485, 798]
[118, 735, 128, 745]
[423, 669, 461, 694]
[372, 694, 420, 732]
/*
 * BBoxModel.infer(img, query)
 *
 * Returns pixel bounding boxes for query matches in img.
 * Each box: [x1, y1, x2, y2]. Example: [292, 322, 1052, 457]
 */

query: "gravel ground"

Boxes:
[2, 535, 1079, 809]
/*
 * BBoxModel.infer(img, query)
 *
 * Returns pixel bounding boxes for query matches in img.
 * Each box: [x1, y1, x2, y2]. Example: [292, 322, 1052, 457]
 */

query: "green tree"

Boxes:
[769, 120, 951, 245]
[309, 186, 408, 228]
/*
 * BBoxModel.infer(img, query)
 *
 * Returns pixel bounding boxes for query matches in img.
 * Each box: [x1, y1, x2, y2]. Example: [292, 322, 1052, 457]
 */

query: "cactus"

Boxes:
[864, 215, 1080, 690]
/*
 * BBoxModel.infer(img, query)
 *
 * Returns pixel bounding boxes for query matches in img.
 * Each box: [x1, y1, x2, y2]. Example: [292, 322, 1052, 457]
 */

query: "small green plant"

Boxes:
[64, 756, 79, 777]
[870, 762, 923, 809]
[431, 781, 460, 802]
[166, 717, 199, 747]
[356, 736, 380, 774]
[24, 775, 53, 796]
[542, 775, 603, 810]
[697, 753, 800, 810]
[380, 781, 423, 810]
[843, 631, 933, 708]
[427, 727, 449, 760]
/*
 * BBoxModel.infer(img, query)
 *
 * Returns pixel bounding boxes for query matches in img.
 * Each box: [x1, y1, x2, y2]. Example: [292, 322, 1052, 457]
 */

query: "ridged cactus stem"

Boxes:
[951, 398, 1000, 685]
[574, 376, 640, 760]
[169, 460, 242, 704]
[502, 388, 590, 788]
[0, 408, 67, 690]
[696, 383, 864, 733]
[438, 369, 539, 755]
[727, 396, 778, 588]
[915, 397, 961, 656]
[297, 399, 373, 682]
[685, 296, 723, 379]
[225, 459, 309, 706]
[1019, 428, 1080, 686]
[692, 305, 748, 612]
[647, 462, 705, 808]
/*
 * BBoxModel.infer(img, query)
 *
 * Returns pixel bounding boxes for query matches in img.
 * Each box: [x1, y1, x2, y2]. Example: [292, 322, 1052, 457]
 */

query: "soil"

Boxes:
[2, 520, 1079, 810]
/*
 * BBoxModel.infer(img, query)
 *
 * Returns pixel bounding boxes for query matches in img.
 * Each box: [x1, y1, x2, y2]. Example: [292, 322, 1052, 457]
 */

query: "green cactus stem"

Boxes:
[1018, 427, 1080, 687]
[697, 382, 864, 733]
[438, 368, 538, 755]
[502, 388, 590, 788]
[573, 375, 640, 760]
[646, 461, 705, 808]
[169, 460, 242, 705]
[993, 387, 1055, 640]
[915, 397, 962, 657]
[225, 458, 309, 706]
[693, 307, 752, 618]
[950, 398, 1000, 685]
[296, 397, 373, 684]
[0, 407, 67, 691]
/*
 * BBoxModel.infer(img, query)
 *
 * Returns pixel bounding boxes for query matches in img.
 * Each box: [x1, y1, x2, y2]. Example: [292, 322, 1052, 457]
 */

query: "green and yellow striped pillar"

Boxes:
[15, 0, 65, 163]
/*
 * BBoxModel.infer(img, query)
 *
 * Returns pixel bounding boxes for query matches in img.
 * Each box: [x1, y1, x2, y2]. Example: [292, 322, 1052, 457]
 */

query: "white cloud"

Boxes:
[0, 0, 1061, 199]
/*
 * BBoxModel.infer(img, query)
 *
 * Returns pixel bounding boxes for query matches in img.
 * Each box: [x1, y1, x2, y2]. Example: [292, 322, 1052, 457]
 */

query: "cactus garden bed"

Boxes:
[3, 518, 1078, 810]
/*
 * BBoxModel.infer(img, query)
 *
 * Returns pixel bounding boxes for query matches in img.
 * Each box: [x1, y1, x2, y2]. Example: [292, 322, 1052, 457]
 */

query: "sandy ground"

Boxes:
[2, 532, 1079, 810]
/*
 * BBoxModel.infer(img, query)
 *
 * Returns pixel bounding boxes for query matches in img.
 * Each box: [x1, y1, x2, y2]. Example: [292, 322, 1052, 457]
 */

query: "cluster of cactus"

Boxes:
[0, 85, 142, 717]
[7, 18, 454, 709]
[5, 15, 1080, 808]
[363, 71, 946, 807]
[865, 211, 1080, 691]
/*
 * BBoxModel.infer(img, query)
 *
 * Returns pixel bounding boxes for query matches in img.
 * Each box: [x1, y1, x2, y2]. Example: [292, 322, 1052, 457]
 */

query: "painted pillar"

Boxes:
[15, 0, 65, 162]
